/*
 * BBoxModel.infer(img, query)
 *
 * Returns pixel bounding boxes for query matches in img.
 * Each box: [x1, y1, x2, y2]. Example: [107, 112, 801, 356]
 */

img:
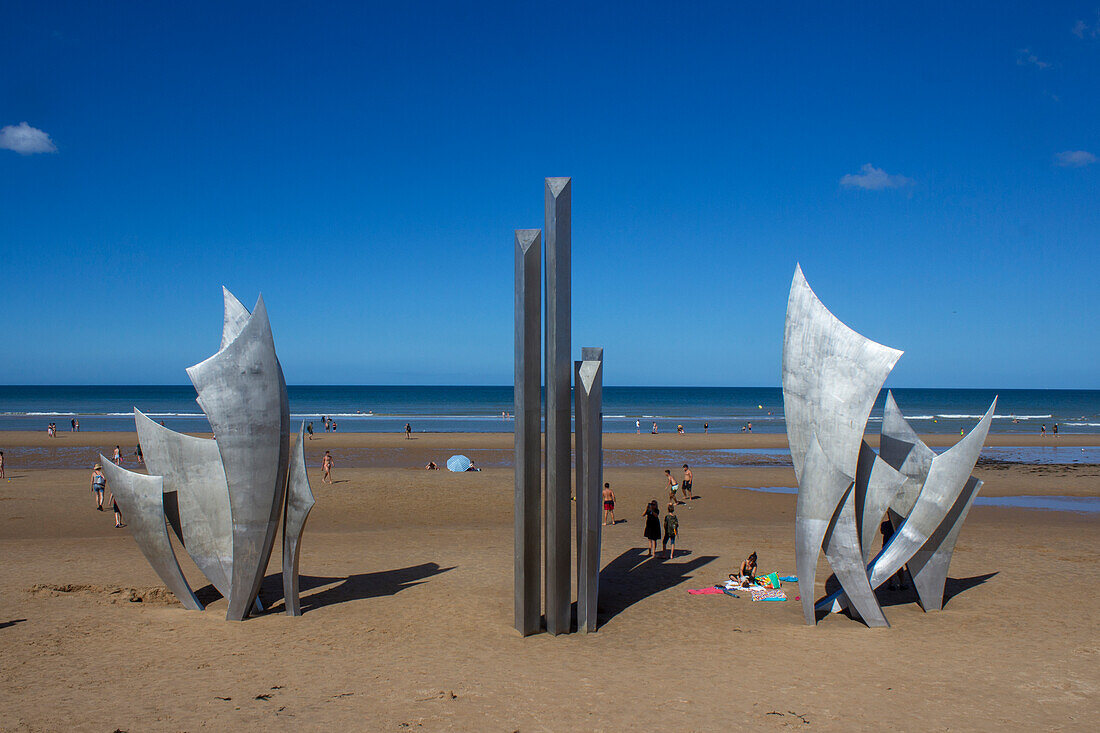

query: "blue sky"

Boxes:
[1, 2, 1097, 388]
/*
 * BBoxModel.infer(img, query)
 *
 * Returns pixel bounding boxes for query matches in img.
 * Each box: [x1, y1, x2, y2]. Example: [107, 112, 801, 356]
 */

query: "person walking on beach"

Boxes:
[106, 484, 124, 528]
[1053, 423, 1059, 438]
[747, 422, 752, 433]
[663, 503, 679, 558]
[134, 445, 143, 466]
[681, 464, 694, 502]
[307, 422, 314, 440]
[321, 451, 334, 484]
[331, 421, 338, 432]
[404, 423, 412, 440]
[0, 451, 5, 480]
[643, 500, 661, 557]
[1041, 424, 1046, 437]
[91, 463, 106, 511]
[324, 417, 330, 431]
[704, 422, 709, 435]
[664, 469, 681, 505]
[635, 420, 640, 433]
[602, 482, 616, 526]
[651, 422, 658, 434]
[74, 418, 79, 432]
[112, 445, 122, 465]
[71, 418, 76, 431]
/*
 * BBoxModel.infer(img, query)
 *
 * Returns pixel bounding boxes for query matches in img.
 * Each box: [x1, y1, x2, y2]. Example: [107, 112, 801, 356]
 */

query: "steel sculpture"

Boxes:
[544, 176, 572, 635]
[282, 423, 315, 616]
[100, 289, 312, 619]
[514, 229, 542, 636]
[782, 265, 996, 627]
[575, 347, 604, 633]
[98, 458, 203, 611]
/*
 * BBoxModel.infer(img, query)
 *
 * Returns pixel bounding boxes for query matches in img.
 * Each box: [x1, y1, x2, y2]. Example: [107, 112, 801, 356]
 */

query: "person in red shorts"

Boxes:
[602, 482, 616, 526]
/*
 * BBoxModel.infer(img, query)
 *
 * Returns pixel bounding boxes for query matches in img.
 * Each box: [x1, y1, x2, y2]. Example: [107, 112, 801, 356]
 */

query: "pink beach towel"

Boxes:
[687, 587, 725, 595]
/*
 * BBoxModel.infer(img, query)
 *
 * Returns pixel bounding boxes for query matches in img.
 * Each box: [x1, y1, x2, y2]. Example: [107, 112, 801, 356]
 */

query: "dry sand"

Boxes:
[0, 432, 1097, 731]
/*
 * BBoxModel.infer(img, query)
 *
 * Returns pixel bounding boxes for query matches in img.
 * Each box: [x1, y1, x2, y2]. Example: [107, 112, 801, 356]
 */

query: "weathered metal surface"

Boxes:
[282, 423, 315, 616]
[544, 177, 571, 635]
[854, 442, 907, 564]
[220, 286, 251, 350]
[782, 264, 901, 625]
[134, 408, 233, 598]
[575, 348, 603, 633]
[514, 229, 542, 636]
[186, 294, 290, 621]
[99, 457, 203, 611]
[782, 264, 903, 481]
[822, 477, 889, 627]
[908, 477, 983, 611]
[879, 391, 935, 517]
[867, 400, 996, 590]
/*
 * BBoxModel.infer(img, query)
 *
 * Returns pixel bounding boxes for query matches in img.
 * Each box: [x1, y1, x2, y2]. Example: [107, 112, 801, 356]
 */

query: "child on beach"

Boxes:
[663, 503, 679, 558]
[113, 446, 122, 465]
[664, 469, 680, 505]
[643, 500, 661, 556]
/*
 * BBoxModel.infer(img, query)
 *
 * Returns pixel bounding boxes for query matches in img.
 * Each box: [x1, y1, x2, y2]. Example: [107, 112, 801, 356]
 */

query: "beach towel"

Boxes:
[750, 587, 787, 602]
[721, 588, 741, 598]
[687, 587, 724, 595]
[779, 576, 798, 583]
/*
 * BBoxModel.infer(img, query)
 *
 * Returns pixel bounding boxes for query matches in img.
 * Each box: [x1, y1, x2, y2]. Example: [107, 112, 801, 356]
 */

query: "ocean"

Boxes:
[0, 385, 1097, 435]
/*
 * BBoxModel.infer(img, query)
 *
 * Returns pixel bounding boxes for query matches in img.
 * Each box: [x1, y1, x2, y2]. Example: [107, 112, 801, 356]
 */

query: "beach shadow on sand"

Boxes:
[194, 562, 455, 614]
[818, 571, 999, 623]
[0, 619, 27, 630]
[596, 547, 718, 628]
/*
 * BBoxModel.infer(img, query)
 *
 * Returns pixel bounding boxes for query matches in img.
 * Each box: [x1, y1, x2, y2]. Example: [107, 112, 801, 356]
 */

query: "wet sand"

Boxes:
[0, 432, 1097, 730]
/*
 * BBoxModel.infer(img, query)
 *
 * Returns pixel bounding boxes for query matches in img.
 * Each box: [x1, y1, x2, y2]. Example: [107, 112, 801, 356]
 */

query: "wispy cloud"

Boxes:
[1072, 13, 1100, 39]
[840, 164, 914, 191]
[1054, 150, 1097, 167]
[1016, 48, 1051, 69]
[0, 122, 58, 154]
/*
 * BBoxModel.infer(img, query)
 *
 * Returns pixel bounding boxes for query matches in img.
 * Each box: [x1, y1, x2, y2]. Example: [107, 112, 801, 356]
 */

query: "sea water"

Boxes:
[0, 385, 1097, 435]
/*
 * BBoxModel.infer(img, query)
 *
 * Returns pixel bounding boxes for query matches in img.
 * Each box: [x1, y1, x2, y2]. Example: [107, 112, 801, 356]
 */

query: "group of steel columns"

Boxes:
[514, 178, 605, 636]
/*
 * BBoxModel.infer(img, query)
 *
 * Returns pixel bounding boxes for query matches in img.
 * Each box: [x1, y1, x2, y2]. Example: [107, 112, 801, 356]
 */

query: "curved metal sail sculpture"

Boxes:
[282, 423, 315, 617]
[100, 288, 311, 620]
[782, 265, 995, 627]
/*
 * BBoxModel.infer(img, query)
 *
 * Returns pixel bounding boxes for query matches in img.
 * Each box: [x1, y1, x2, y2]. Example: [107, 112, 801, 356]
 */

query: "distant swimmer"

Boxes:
[321, 451, 334, 484]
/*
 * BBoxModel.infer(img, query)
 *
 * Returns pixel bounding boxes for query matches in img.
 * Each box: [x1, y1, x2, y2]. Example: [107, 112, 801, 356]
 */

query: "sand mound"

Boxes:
[27, 583, 178, 605]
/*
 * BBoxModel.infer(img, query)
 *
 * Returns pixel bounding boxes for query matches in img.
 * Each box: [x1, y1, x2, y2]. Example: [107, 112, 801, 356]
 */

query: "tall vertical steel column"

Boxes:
[544, 177, 572, 635]
[514, 229, 542, 636]
[575, 347, 603, 633]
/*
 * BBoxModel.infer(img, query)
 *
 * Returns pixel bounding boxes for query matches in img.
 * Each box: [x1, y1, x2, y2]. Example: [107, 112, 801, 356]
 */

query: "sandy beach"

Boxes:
[0, 431, 1097, 731]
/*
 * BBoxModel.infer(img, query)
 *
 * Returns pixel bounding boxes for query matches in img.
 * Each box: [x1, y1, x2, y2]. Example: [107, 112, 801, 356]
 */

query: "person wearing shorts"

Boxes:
[662, 503, 679, 558]
[602, 482, 616, 526]
[91, 463, 106, 511]
[681, 463, 694, 503]
[664, 469, 680, 505]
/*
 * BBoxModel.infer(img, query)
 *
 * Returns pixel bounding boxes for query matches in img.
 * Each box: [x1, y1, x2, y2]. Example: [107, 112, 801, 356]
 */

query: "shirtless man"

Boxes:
[602, 482, 616, 525]
[321, 451, 334, 484]
[681, 464, 694, 502]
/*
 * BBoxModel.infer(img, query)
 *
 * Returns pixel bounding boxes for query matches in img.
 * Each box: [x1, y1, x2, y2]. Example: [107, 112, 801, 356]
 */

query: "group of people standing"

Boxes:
[89, 462, 124, 528]
[640, 464, 698, 558]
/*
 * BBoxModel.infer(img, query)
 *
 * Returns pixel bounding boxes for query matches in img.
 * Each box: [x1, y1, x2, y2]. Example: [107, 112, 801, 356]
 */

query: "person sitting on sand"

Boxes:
[663, 503, 679, 558]
[602, 482, 616, 525]
[466, 460, 481, 472]
[91, 463, 106, 511]
[425, 461, 438, 470]
[643, 500, 661, 557]
[737, 552, 758, 583]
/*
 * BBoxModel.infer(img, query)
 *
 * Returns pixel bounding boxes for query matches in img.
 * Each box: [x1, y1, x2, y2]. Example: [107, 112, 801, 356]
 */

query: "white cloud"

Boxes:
[1054, 150, 1097, 167]
[1072, 13, 1100, 39]
[839, 164, 914, 190]
[0, 122, 58, 154]
[1016, 48, 1051, 69]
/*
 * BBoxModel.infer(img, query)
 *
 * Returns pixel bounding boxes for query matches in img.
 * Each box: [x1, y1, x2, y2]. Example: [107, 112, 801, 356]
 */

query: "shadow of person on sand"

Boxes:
[0, 619, 27, 630]
[596, 547, 717, 628]
[817, 571, 998, 623]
